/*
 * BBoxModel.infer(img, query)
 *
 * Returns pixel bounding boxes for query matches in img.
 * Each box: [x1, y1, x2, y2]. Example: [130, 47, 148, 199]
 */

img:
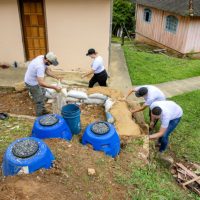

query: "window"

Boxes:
[144, 8, 152, 23]
[166, 15, 178, 33]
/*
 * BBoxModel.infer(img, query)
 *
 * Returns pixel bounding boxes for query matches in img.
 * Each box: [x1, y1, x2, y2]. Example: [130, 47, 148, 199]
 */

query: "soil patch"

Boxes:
[0, 91, 35, 116]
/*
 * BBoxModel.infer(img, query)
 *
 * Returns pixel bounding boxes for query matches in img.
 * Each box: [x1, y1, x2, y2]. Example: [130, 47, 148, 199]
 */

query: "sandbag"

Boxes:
[83, 98, 105, 105]
[106, 112, 115, 124]
[67, 90, 88, 99]
[89, 93, 108, 101]
[104, 98, 115, 112]
[45, 88, 57, 99]
[65, 97, 80, 102]
[61, 88, 68, 97]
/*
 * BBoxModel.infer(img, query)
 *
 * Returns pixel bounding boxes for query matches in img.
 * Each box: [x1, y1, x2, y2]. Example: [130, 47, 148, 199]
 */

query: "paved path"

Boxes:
[109, 43, 133, 96]
[154, 76, 200, 98]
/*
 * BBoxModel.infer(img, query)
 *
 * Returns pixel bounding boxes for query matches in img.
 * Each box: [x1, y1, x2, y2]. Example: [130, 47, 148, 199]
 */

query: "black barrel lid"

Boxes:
[12, 139, 39, 159]
[91, 122, 110, 135]
[39, 114, 59, 126]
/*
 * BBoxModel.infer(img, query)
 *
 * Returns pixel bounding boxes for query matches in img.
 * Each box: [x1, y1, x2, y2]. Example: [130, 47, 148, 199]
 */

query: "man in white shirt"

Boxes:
[149, 100, 183, 152]
[24, 52, 61, 116]
[82, 48, 108, 88]
[125, 85, 166, 114]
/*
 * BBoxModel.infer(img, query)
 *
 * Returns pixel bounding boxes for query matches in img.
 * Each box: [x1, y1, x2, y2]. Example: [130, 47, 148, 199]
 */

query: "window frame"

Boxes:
[165, 15, 179, 34]
[143, 8, 152, 23]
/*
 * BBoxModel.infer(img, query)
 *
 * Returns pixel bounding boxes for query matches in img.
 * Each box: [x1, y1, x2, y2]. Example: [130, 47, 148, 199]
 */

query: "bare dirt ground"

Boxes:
[0, 91, 36, 116]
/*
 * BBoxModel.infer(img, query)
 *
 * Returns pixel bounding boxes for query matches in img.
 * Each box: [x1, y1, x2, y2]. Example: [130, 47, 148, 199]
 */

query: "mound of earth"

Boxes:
[110, 101, 142, 136]
[0, 137, 148, 200]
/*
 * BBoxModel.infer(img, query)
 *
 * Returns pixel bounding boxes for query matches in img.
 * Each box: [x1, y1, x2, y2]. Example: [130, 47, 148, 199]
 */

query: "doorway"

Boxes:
[19, 0, 48, 60]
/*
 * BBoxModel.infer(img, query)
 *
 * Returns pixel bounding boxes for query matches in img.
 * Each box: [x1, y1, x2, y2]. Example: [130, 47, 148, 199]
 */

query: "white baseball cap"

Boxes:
[46, 52, 59, 66]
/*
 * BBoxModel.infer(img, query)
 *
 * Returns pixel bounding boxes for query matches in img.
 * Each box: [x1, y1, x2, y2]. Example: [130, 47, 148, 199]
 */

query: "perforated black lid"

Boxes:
[39, 114, 59, 126]
[91, 122, 110, 135]
[12, 139, 39, 159]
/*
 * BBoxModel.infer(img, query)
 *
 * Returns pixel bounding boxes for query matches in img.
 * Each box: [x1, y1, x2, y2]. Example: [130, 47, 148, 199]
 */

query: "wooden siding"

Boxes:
[135, 4, 190, 53]
[184, 18, 200, 53]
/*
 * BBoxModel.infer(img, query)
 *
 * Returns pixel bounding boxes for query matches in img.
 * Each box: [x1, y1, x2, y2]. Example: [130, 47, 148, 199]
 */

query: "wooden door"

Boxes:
[19, 0, 47, 60]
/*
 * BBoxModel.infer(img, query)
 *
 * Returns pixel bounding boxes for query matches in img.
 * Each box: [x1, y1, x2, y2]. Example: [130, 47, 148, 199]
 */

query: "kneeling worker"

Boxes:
[82, 48, 108, 88]
[24, 52, 62, 116]
[125, 85, 166, 114]
[149, 100, 183, 153]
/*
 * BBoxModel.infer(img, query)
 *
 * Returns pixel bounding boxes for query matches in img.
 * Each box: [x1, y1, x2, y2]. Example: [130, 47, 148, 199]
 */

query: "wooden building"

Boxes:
[133, 0, 200, 54]
[0, 0, 112, 71]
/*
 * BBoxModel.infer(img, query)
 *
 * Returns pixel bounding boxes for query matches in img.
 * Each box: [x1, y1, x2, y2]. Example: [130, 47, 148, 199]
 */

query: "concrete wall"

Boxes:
[135, 4, 190, 54]
[0, 0, 24, 65]
[45, 0, 111, 71]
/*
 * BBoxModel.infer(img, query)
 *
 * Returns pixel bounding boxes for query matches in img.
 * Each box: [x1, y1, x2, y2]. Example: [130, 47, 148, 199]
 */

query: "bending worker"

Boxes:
[24, 52, 62, 116]
[149, 100, 183, 153]
[125, 85, 166, 115]
[82, 48, 108, 88]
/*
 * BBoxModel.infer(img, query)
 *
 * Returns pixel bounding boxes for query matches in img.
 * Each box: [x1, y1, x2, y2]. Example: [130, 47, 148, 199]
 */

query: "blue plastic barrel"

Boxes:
[2, 137, 55, 176]
[61, 104, 81, 134]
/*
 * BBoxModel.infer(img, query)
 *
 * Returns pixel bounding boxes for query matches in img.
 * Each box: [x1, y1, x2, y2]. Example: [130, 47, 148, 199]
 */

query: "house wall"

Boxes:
[184, 17, 200, 53]
[45, 0, 111, 72]
[0, 0, 24, 64]
[135, 4, 190, 53]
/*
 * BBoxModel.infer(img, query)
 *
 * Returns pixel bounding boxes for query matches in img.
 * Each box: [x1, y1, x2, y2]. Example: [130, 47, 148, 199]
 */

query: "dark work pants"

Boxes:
[25, 83, 46, 116]
[89, 70, 108, 88]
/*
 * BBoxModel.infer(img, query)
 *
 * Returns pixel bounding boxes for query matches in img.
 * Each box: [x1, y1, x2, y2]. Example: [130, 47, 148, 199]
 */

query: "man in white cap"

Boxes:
[24, 52, 61, 116]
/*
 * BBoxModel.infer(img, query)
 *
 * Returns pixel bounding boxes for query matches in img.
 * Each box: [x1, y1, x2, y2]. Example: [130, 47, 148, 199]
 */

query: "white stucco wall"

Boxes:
[45, 0, 111, 72]
[0, 0, 24, 65]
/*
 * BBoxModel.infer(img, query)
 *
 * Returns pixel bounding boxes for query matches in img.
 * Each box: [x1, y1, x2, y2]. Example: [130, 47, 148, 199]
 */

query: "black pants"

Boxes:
[89, 70, 108, 88]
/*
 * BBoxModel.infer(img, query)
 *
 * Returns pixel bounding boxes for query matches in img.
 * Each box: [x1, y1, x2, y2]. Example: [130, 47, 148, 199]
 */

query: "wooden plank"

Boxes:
[176, 163, 200, 184]
[183, 176, 200, 187]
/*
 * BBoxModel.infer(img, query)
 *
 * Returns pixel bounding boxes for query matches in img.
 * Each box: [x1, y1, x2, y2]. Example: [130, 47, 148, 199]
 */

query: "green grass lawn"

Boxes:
[115, 138, 199, 200]
[123, 45, 200, 85]
[170, 90, 200, 163]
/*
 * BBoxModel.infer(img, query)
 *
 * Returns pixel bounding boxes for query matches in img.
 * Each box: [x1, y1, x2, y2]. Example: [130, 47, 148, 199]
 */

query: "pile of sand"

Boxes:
[88, 86, 123, 100]
[110, 101, 142, 136]
[88, 87, 145, 137]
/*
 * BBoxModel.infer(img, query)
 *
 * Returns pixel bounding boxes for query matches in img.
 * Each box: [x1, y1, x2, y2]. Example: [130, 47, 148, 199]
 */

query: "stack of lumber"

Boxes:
[171, 162, 200, 196]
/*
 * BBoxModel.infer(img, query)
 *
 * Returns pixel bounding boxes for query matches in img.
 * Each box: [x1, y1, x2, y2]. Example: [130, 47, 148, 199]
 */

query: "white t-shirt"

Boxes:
[24, 55, 47, 86]
[150, 101, 183, 128]
[91, 56, 105, 74]
[135, 85, 166, 106]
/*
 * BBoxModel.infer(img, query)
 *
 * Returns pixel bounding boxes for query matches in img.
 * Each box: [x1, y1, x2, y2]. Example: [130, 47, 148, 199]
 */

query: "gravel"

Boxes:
[91, 122, 110, 135]
[39, 115, 58, 126]
[12, 139, 39, 159]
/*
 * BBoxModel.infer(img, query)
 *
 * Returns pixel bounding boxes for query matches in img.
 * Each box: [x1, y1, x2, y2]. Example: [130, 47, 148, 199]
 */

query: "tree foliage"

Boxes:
[112, 0, 135, 35]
